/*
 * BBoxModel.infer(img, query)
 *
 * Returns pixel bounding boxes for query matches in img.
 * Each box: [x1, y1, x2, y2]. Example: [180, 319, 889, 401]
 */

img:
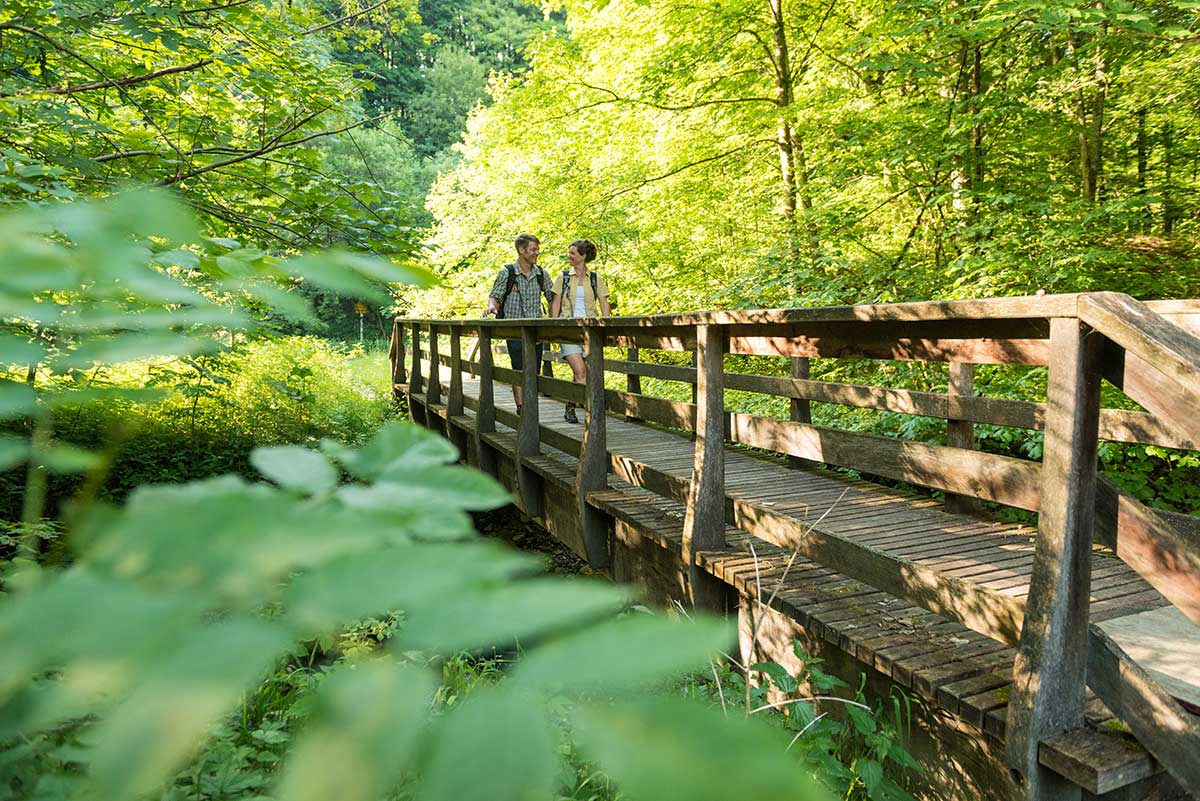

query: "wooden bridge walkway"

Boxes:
[392, 293, 1200, 801]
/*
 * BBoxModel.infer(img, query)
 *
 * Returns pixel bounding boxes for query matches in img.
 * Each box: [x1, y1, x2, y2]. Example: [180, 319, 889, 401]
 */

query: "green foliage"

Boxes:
[0, 420, 830, 801]
[413, 0, 1200, 319]
[0, 1, 425, 257]
[0, 190, 428, 520]
[738, 645, 922, 801]
[1, 190, 830, 801]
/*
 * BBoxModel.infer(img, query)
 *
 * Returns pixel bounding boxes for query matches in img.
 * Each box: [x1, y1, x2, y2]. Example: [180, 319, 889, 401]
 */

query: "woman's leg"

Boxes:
[565, 352, 586, 384]
[563, 352, 585, 422]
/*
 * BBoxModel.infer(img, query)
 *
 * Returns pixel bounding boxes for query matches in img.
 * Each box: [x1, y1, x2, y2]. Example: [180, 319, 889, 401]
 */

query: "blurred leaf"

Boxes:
[57, 332, 219, 368]
[402, 578, 631, 652]
[0, 435, 28, 470]
[321, 420, 458, 480]
[289, 250, 435, 304]
[35, 442, 102, 474]
[276, 661, 435, 801]
[337, 466, 510, 512]
[282, 542, 539, 637]
[513, 613, 732, 694]
[232, 278, 321, 327]
[251, 445, 338, 495]
[419, 685, 556, 801]
[0, 380, 36, 419]
[85, 619, 291, 800]
[0, 333, 44, 367]
[573, 697, 829, 801]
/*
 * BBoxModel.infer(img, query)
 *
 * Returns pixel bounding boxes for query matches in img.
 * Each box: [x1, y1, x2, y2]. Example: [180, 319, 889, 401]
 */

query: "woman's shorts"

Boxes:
[559, 343, 584, 358]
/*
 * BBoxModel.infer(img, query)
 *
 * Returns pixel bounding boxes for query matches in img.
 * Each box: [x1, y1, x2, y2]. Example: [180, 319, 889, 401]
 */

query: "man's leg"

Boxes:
[507, 338, 524, 408]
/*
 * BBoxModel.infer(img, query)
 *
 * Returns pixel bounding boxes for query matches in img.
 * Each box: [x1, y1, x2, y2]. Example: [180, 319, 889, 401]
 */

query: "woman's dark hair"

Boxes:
[570, 239, 597, 263]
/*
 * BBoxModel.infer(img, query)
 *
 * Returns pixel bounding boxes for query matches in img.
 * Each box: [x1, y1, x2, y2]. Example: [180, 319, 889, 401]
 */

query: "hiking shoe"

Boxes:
[563, 404, 579, 424]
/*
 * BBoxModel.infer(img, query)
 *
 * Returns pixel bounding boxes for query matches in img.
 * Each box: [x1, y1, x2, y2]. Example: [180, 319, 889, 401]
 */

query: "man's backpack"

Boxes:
[560, 269, 598, 316]
[496, 264, 549, 319]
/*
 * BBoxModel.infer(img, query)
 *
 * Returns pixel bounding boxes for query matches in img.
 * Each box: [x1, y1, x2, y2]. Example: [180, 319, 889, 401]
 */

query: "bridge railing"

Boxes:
[393, 292, 1200, 795]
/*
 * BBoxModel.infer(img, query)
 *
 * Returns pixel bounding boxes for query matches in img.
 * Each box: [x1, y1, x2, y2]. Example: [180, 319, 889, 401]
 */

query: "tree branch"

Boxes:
[156, 110, 396, 187]
[301, 0, 393, 36]
[33, 58, 214, 97]
[569, 79, 775, 113]
[576, 138, 773, 218]
[0, 23, 189, 164]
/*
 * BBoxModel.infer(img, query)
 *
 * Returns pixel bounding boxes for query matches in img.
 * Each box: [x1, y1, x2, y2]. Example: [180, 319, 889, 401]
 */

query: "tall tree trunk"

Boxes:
[971, 44, 984, 190]
[1136, 108, 1149, 231]
[768, 0, 800, 267]
[1163, 121, 1176, 234]
[1136, 109, 1148, 194]
[1076, 34, 1106, 202]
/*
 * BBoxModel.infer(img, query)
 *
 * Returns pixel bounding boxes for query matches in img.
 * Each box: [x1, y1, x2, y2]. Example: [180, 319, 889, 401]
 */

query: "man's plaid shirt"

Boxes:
[489, 262, 551, 319]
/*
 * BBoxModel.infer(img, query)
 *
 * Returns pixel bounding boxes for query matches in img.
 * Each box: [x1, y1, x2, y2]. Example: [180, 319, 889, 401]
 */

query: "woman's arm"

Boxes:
[599, 294, 612, 316]
[549, 292, 562, 319]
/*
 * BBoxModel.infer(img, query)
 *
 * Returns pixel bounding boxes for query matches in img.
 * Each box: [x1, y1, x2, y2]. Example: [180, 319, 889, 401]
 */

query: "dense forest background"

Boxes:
[6, 0, 1198, 318]
[413, 0, 1200, 317]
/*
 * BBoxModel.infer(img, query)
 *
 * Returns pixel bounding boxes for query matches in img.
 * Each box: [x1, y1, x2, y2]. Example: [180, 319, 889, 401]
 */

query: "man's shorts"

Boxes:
[506, 338, 544, 372]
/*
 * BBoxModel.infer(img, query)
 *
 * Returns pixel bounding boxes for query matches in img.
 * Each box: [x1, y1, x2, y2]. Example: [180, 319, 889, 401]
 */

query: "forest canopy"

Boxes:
[414, 0, 1200, 318]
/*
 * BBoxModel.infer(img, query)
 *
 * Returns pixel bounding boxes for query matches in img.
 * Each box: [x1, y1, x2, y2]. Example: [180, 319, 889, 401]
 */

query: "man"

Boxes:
[484, 233, 551, 411]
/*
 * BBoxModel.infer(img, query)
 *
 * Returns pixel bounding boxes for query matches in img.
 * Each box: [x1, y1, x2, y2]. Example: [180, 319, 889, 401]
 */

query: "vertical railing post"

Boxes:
[409, 323, 423, 395]
[625, 344, 642, 422]
[946, 361, 982, 515]
[517, 324, 543, 517]
[578, 325, 610, 568]
[689, 349, 700, 442]
[788, 356, 813, 469]
[408, 322, 425, 426]
[1005, 317, 1102, 801]
[426, 323, 441, 406]
[389, 319, 406, 402]
[447, 324, 466, 455]
[476, 328, 497, 477]
[682, 324, 728, 611]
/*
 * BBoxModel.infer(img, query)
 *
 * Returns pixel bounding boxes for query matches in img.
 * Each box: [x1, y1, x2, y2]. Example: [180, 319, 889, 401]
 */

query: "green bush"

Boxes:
[2, 338, 395, 519]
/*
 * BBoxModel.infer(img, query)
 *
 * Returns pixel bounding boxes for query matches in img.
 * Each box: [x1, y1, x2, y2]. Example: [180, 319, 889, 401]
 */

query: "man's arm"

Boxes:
[484, 268, 507, 316]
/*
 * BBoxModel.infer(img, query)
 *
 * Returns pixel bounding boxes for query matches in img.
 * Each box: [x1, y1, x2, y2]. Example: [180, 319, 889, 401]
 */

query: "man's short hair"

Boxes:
[514, 233, 540, 251]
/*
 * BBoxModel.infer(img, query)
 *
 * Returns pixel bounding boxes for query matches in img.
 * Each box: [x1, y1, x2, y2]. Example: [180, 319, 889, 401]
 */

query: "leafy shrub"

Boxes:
[0, 422, 830, 801]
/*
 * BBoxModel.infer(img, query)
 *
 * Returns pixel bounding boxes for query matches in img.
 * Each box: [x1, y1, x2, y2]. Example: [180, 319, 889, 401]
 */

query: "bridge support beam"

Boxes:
[787, 356, 813, 469]
[682, 324, 729, 612]
[517, 325, 544, 518]
[476, 329, 498, 477]
[1005, 317, 1102, 801]
[409, 322, 426, 426]
[578, 327, 610, 568]
[447, 325, 467, 456]
[946, 361, 983, 515]
[426, 324, 443, 435]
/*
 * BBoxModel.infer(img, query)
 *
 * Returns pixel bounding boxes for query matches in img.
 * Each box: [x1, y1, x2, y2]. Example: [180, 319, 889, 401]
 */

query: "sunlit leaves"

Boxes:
[0, 1, 425, 256]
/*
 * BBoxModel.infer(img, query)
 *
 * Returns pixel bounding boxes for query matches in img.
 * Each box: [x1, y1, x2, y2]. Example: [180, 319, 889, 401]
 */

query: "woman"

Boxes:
[548, 239, 611, 423]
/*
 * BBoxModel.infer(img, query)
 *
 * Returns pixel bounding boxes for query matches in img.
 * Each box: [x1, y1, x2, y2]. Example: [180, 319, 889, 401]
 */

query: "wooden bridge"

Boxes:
[390, 293, 1200, 801]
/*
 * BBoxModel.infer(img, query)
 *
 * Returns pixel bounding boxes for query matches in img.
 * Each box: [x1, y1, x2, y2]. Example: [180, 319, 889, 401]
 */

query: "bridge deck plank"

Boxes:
[414, 367, 1183, 793]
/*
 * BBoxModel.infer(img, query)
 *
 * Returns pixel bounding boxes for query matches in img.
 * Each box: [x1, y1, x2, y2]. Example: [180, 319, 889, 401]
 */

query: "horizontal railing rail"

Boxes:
[390, 292, 1200, 797]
